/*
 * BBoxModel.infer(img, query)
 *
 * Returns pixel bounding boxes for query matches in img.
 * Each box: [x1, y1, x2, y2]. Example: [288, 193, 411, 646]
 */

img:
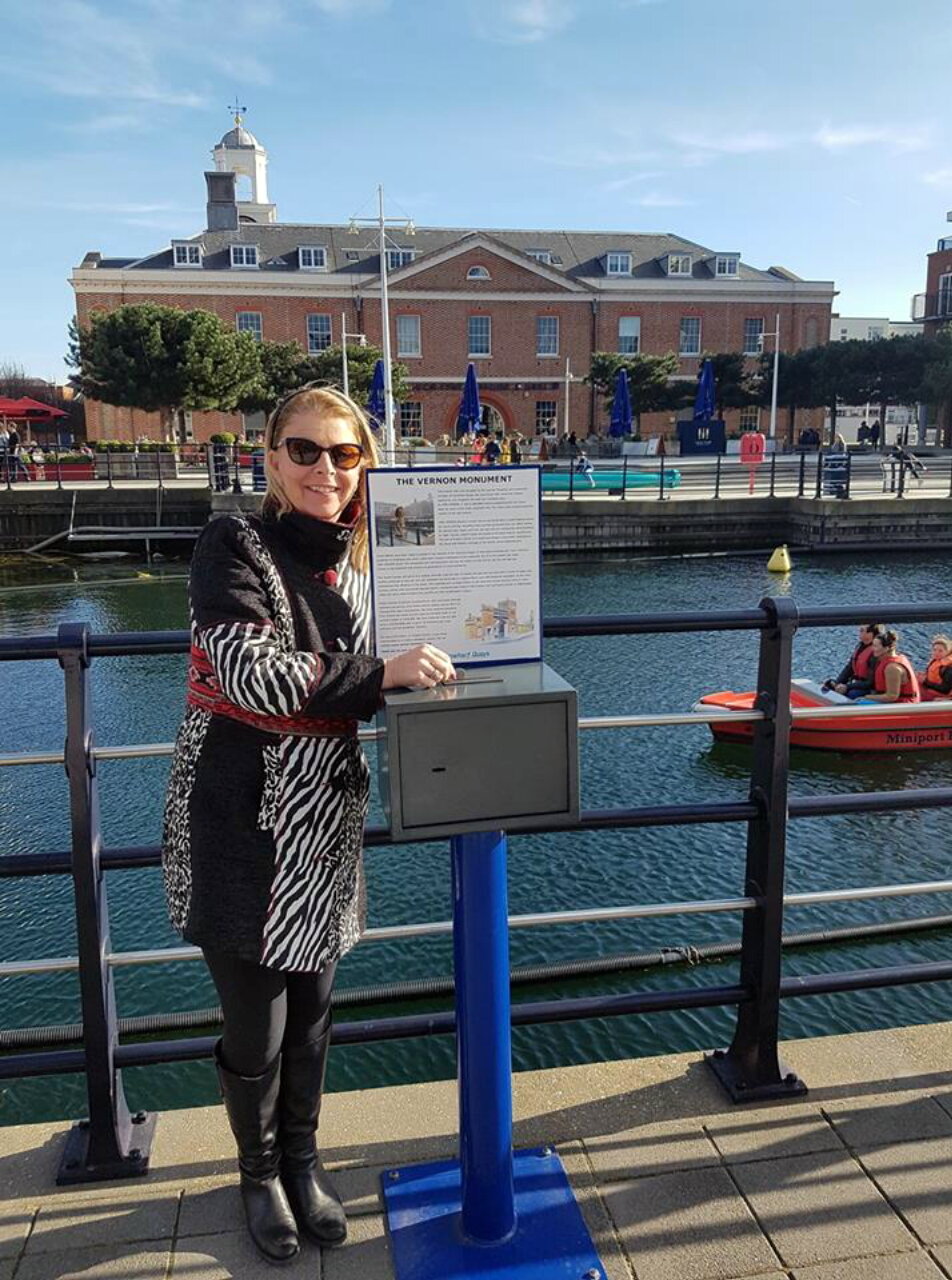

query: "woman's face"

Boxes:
[932, 641, 950, 660]
[270, 410, 363, 524]
[872, 637, 888, 657]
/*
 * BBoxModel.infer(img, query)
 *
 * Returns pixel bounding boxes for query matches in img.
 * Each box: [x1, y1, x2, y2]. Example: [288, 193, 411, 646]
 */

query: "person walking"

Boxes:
[162, 384, 455, 1263]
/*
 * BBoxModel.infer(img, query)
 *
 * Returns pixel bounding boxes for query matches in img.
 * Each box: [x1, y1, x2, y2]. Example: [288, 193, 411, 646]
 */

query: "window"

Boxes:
[679, 317, 701, 356]
[606, 251, 632, 276]
[386, 248, 415, 270]
[172, 242, 201, 267]
[230, 244, 259, 268]
[396, 314, 421, 357]
[939, 275, 952, 317]
[839, 327, 849, 340]
[298, 246, 327, 270]
[618, 316, 641, 354]
[715, 255, 739, 277]
[536, 315, 559, 357]
[468, 314, 491, 357]
[667, 253, 692, 277]
[306, 314, 332, 353]
[743, 318, 764, 356]
[467, 265, 491, 279]
[535, 400, 557, 433]
[399, 402, 422, 437]
[739, 406, 761, 432]
[236, 312, 263, 342]
[242, 410, 266, 442]
[527, 249, 552, 264]
[867, 326, 884, 340]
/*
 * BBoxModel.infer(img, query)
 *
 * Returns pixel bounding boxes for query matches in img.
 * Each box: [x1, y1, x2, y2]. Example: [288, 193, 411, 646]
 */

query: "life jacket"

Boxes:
[873, 653, 920, 702]
[924, 654, 952, 689]
[852, 643, 875, 681]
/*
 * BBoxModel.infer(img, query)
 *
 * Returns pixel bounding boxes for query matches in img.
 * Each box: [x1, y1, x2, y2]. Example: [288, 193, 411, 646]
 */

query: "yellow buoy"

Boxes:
[767, 544, 792, 573]
[136, 571, 153, 579]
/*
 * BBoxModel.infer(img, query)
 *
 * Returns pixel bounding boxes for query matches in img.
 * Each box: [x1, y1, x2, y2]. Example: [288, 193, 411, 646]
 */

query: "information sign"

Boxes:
[365, 465, 542, 666]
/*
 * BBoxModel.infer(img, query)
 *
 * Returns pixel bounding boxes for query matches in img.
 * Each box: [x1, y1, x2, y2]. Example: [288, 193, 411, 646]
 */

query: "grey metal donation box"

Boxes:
[377, 662, 579, 841]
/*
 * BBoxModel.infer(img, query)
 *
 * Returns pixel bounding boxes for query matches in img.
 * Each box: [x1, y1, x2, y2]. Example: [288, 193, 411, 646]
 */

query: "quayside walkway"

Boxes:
[3, 1022, 952, 1280]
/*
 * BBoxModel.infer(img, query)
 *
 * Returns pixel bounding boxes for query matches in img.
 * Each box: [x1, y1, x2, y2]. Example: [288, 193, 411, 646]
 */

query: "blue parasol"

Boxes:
[609, 367, 632, 437]
[693, 358, 715, 422]
[456, 362, 482, 437]
[366, 359, 386, 433]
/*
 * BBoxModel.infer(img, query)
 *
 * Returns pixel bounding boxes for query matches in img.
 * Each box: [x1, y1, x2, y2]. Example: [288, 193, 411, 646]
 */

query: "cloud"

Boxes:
[633, 190, 692, 207]
[600, 171, 666, 192]
[814, 123, 929, 152]
[923, 167, 952, 187]
[311, 0, 389, 11]
[471, 0, 575, 44]
[670, 129, 792, 162]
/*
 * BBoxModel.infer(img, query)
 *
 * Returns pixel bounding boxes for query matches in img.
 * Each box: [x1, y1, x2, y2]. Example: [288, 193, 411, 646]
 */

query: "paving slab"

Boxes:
[27, 1188, 180, 1255]
[558, 1143, 634, 1280]
[731, 1149, 918, 1268]
[584, 1120, 719, 1183]
[791, 1252, 947, 1279]
[824, 1097, 952, 1149]
[323, 1211, 393, 1280]
[600, 1165, 779, 1280]
[931, 1243, 952, 1272]
[16, 1244, 172, 1280]
[171, 1231, 323, 1278]
[0, 1202, 34, 1259]
[705, 1105, 843, 1164]
[858, 1138, 952, 1244]
[0, 1261, 13, 1280]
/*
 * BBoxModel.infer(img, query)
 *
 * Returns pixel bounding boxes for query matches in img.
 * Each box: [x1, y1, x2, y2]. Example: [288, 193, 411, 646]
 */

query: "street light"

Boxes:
[348, 185, 415, 463]
[340, 314, 367, 400]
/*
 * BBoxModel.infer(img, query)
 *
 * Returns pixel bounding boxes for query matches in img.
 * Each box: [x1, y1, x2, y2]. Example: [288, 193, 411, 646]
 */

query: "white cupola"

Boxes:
[212, 107, 276, 225]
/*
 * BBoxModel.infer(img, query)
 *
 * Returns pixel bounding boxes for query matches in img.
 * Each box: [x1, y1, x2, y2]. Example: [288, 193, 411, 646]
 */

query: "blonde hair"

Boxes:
[263, 384, 379, 572]
[931, 634, 952, 651]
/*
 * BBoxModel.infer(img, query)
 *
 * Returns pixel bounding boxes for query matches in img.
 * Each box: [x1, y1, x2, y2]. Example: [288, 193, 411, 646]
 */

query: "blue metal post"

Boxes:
[451, 830, 516, 1243]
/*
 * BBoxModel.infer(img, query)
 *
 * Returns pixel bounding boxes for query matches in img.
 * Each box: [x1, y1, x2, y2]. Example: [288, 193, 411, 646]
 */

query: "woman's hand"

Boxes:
[383, 644, 457, 690]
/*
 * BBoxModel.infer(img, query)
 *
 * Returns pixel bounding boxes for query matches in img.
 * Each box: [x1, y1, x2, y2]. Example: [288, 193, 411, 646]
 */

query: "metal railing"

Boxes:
[2, 600, 952, 1183]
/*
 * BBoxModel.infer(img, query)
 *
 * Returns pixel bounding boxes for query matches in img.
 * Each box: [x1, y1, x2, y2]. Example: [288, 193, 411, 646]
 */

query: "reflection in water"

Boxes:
[1, 549, 951, 1124]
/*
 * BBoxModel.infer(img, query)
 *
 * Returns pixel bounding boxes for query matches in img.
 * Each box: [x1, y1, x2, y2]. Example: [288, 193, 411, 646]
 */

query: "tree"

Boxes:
[588, 351, 681, 429]
[920, 328, 952, 446]
[806, 340, 868, 443]
[854, 335, 930, 444]
[70, 303, 262, 440]
[0, 361, 32, 398]
[298, 344, 410, 406]
[237, 340, 305, 413]
[756, 348, 823, 444]
[701, 352, 755, 417]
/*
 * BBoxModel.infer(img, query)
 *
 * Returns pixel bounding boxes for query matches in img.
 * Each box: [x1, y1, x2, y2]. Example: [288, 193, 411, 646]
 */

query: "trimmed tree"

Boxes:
[588, 351, 682, 432]
[69, 303, 262, 440]
[297, 343, 410, 407]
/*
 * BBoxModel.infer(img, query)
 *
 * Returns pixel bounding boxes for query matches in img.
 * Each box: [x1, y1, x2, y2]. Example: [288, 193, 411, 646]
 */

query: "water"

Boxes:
[1, 550, 951, 1126]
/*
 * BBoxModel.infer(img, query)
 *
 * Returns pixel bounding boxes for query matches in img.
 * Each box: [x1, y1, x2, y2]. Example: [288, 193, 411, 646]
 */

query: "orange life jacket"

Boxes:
[924, 654, 952, 690]
[852, 643, 875, 681]
[873, 653, 920, 702]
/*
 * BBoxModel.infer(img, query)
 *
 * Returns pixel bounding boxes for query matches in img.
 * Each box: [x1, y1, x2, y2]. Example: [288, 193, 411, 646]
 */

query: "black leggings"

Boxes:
[203, 947, 338, 1077]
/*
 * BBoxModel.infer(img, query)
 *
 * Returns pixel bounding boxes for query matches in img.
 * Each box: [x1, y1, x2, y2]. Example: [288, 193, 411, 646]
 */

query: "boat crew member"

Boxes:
[825, 623, 881, 699]
[918, 634, 952, 702]
[865, 629, 920, 703]
[162, 385, 455, 1263]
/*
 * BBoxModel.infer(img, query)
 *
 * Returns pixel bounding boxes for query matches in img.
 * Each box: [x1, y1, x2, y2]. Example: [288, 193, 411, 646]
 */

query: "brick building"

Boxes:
[72, 119, 835, 444]
[913, 214, 952, 337]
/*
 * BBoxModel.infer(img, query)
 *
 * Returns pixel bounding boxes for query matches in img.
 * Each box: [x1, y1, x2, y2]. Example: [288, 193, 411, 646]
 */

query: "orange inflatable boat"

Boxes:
[696, 679, 952, 753]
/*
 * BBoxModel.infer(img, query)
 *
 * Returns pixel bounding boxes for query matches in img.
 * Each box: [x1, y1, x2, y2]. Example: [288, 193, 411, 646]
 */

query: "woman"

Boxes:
[918, 634, 952, 701]
[866, 629, 920, 703]
[162, 385, 455, 1263]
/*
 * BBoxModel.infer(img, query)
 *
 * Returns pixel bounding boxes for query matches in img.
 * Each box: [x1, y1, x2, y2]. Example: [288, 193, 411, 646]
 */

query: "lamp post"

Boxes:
[340, 313, 367, 401]
[763, 312, 781, 440]
[563, 357, 583, 438]
[349, 186, 415, 463]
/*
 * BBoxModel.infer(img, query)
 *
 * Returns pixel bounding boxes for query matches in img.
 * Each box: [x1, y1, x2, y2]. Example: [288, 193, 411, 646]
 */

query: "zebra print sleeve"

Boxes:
[201, 620, 321, 716]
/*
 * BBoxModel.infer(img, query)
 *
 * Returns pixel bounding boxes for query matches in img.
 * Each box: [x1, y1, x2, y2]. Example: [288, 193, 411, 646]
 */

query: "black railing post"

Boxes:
[714, 452, 722, 499]
[897, 454, 907, 499]
[797, 451, 805, 497]
[231, 444, 243, 495]
[657, 452, 667, 501]
[707, 595, 807, 1103]
[3, 449, 11, 492]
[105, 449, 113, 490]
[844, 451, 852, 501]
[55, 451, 64, 491]
[56, 623, 155, 1183]
[619, 454, 628, 500]
[568, 462, 575, 500]
[814, 451, 823, 499]
[768, 452, 777, 498]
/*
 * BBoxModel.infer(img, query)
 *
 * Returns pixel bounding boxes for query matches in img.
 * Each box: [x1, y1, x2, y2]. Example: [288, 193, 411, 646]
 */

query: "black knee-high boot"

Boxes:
[215, 1042, 300, 1264]
[279, 1033, 347, 1246]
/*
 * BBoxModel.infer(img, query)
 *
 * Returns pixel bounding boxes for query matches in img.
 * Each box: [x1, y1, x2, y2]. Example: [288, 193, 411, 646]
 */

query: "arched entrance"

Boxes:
[445, 392, 512, 436]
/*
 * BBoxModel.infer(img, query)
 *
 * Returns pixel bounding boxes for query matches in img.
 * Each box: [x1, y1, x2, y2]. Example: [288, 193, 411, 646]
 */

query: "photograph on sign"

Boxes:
[365, 465, 542, 667]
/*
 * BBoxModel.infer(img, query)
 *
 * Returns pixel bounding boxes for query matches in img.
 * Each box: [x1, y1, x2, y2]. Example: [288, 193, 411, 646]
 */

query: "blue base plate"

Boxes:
[383, 1147, 604, 1279]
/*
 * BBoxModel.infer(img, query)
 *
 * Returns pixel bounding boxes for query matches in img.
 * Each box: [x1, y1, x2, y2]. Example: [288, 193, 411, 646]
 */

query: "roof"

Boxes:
[107, 223, 797, 285]
[216, 126, 260, 150]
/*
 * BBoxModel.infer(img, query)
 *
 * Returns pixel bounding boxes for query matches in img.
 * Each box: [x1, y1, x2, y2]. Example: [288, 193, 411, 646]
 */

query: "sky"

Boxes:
[2, 0, 951, 380]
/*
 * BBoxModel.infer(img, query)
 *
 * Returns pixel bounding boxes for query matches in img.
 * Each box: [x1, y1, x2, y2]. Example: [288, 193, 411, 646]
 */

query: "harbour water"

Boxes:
[1, 549, 951, 1128]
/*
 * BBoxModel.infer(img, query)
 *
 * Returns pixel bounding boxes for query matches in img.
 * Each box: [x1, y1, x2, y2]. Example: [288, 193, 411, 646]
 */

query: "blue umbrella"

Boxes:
[457, 362, 482, 437]
[693, 358, 715, 422]
[609, 367, 632, 438]
[366, 359, 386, 433]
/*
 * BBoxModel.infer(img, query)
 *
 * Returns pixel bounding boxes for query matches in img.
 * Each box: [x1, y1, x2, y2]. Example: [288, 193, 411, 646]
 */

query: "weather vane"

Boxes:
[228, 97, 247, 127]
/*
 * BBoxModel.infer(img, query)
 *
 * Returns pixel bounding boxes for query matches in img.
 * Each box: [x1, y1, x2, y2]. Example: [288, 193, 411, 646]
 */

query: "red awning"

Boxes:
[0, 397, 67, 420]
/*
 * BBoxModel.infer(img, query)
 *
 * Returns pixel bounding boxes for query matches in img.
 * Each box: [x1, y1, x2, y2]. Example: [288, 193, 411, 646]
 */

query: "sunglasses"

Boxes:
[276, 438, 365, 470]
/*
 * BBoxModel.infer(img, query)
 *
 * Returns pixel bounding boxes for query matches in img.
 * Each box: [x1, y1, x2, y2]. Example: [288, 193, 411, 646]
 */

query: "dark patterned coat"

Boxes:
[162, 510, 384, 972]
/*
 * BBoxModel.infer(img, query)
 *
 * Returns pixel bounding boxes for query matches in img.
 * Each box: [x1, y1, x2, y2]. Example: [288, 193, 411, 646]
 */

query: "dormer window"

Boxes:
[386, 248, 416, 270]
[298, 246, 327, 270]
[231, 244, 259, 269]
[527, 249, 552, 264]
[715, 254, 739, 277]
[606, 251, 632, 276]
[666, 253, 692, 277]
[172, 241, 202, 268]
[467, 265, 491, 280]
